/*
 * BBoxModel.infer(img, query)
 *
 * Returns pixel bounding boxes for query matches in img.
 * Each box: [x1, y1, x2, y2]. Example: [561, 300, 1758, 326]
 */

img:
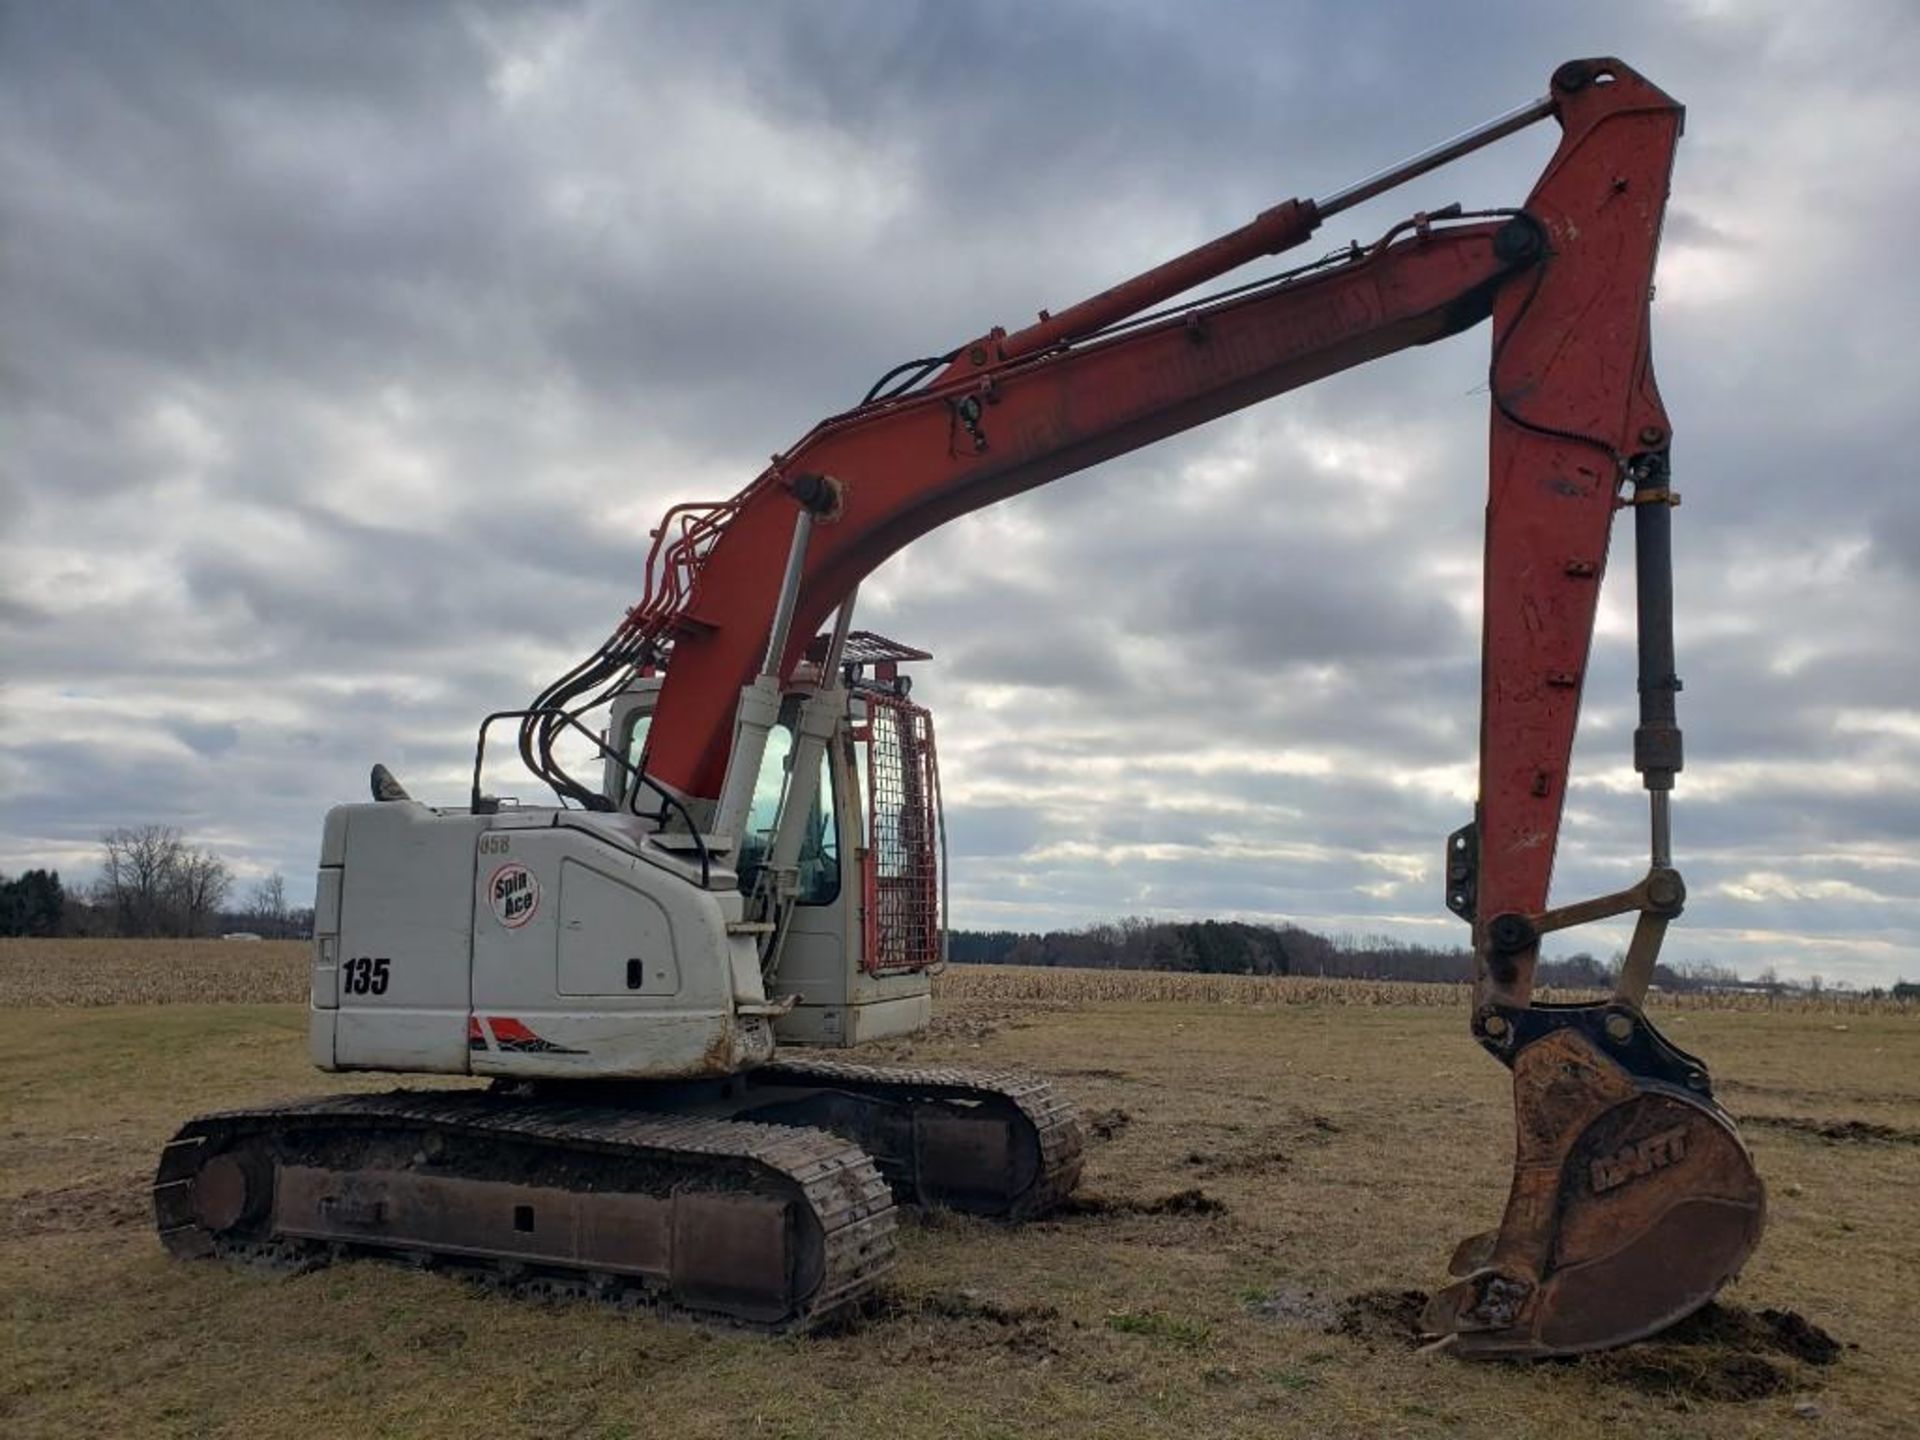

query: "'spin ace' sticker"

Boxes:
[488, 861, 539, 927]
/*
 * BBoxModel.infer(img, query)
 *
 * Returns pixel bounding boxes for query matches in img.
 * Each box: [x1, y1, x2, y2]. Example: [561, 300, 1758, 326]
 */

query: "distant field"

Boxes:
[940, 963, 1914, 1013]
[0, 938, 309, 1006]
[2, 939, 1909, 1013]
[2, 940, 1917, 1437]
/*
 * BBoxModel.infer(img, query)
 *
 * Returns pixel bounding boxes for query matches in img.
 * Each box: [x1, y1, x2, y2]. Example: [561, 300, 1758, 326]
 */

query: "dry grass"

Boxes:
[940, 964, 1471, 1007]
[0, 938, 308, 1006]
[2, 984, 1916, 1439]
[5, 941, 1906, 1015]
[935, 962, 1913, 1014]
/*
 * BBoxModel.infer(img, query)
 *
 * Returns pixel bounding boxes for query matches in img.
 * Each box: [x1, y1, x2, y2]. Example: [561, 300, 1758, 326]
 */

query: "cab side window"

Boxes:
[736, 725, 839, 905]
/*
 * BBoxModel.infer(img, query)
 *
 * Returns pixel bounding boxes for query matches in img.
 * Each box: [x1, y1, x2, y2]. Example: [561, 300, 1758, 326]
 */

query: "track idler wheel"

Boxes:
[188, 1148, 274, 1233]
[1424, 1005, 1766, 1357]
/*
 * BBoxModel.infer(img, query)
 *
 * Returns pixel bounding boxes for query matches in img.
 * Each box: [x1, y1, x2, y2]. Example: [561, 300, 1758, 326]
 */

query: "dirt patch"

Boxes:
[5, 1174, 149, 1236]
[924, 1013, 1004, 1043]
[1332, 1288, 1430, 1346]
[1594, 1349, 1792, 1402]
[1245, 1285, 1340, 1329]
[1580, 1305, 1843, 1404]
[1645, 1303, 1843, 1365]
[1061, 1186, 1229, 1218]
[830, 1286, 1059, 1330]
[1180, 1114, 1339, 1178]
[1085, 1107, 1133, 1143]
[1743, 1115, 1920, 1146]
[1183, 1145, 1290, 1178]
[1142, 1188, 1229, 1216]
[832, 1287, 1064, 1362]
[405, 1322, 468, 1354]
[1327, 1290, 1844, 1403]
[1755, 1309, 1845, 1366]
[912, 1289, 1060, 1327]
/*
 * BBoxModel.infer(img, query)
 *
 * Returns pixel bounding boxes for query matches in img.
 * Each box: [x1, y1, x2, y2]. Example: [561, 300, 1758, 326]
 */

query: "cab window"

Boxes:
[624, 713, 652, 776]
[736, 725, 838, 905]
[618, 712, 653, 806]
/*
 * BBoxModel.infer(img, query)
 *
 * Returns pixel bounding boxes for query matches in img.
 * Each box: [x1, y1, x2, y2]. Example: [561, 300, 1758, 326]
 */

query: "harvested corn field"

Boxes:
[4, 941, 1907, 1015]
[939, 963, 1916, 1012]
[0, 938, 308, 1007]
[3, 977, 1917, 1438]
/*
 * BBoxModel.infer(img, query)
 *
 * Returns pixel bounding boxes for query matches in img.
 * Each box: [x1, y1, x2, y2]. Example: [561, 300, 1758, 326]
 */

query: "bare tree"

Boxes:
[96, 826, 232, 936]
[247, 872, 289, 937]
[99, 825, 185, 936]
[1672, 958, 1741, 991]
[173, 848, 232, 936]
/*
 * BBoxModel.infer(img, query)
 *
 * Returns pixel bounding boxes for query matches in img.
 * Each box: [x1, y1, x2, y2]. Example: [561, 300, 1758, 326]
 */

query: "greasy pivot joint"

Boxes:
[1643, 866, 1686, 916]
[1551, 59, 1601, 92]
[785, 471, 844, 517]
[1492, 213, 1547, 266]
[1487, 912, 1537, 955]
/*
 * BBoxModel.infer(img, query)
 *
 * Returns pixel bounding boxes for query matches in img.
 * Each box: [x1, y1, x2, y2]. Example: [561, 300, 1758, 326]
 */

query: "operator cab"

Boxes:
[602, 630, 945, 1044]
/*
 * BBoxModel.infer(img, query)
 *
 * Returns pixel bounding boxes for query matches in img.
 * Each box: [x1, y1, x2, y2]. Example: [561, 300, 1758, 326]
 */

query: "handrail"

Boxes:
[470, 707, 713, 888]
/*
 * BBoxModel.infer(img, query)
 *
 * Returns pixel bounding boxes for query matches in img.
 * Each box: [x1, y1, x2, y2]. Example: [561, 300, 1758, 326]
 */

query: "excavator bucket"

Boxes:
[1424, 1002, 1765, 1357]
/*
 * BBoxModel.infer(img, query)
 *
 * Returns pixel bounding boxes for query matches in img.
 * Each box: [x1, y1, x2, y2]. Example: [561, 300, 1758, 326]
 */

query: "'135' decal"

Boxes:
[343, 955, 390, 996]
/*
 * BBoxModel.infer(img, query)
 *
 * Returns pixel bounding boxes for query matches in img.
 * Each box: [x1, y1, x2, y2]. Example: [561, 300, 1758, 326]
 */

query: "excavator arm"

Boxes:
[525, 59, 1763, 1356]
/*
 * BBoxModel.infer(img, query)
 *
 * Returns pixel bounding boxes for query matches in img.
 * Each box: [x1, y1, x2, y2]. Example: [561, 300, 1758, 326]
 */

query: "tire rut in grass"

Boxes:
[823, 1285, 1064, 1362]
[6, 1173, 148, 1236]
[1743, 1114, 1920, 1146]
[1179, 1112, 1341, 1178]
[1059, 1187, 1228, 1218]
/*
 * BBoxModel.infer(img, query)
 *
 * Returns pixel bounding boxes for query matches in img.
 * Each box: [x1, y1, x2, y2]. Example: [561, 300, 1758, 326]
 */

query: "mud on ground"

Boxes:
[1327, 1291, 1844, 1404]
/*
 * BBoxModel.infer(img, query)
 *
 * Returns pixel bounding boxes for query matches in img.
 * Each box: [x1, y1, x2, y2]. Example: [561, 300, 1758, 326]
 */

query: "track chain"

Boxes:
[757, 1056, 1084, 1218]
[152, 1089, 897, 1332]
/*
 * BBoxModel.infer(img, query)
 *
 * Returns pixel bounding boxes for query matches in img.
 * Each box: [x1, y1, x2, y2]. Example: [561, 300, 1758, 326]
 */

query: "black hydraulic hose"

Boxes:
[861, 350, 959, 406]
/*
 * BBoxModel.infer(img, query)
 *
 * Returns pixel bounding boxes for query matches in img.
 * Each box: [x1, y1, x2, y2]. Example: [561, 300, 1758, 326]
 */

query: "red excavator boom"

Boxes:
[518, 58, 1763, 1355]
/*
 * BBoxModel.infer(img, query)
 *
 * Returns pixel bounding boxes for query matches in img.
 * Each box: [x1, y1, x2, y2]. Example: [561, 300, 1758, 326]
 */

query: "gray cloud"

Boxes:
[4, 1, 1919, 986]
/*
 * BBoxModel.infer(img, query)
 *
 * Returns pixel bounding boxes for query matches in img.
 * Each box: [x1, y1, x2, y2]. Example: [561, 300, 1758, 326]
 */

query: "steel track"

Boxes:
[153, 1090, 898, 1332]
[756, 1056, 1085, 1218]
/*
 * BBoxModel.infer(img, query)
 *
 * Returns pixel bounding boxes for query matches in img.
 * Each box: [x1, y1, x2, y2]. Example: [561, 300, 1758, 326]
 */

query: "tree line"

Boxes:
[947, 917, 1796, 994]
[0, 825, 311, 939]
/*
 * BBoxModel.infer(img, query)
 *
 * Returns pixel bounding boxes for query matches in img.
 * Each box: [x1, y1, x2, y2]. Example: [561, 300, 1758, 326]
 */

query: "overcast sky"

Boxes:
[4, 2, 1918, 986]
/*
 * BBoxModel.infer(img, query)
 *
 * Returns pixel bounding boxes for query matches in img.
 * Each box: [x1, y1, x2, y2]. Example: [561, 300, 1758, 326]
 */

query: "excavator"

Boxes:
[154, 58, 1765, 1357]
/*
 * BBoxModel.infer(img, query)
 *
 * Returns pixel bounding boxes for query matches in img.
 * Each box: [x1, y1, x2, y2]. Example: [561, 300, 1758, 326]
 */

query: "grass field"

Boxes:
[3, 941, 1917, 1438]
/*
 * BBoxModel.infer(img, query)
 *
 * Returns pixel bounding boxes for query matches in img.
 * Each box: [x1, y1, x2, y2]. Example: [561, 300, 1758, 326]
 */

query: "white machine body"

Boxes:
[310, 641, 944, 1079]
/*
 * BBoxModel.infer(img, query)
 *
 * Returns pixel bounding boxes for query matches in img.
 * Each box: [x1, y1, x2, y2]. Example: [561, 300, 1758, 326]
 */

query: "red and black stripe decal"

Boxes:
[480, 1016, 587, 1056]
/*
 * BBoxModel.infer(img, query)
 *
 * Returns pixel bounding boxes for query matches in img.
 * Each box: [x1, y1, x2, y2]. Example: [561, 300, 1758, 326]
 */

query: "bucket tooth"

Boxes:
[1445, 1229, 1500, 1277]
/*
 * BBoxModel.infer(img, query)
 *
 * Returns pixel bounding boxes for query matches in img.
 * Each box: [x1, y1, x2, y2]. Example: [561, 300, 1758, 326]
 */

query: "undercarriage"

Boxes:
[154, 1061, 1084, 1329]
